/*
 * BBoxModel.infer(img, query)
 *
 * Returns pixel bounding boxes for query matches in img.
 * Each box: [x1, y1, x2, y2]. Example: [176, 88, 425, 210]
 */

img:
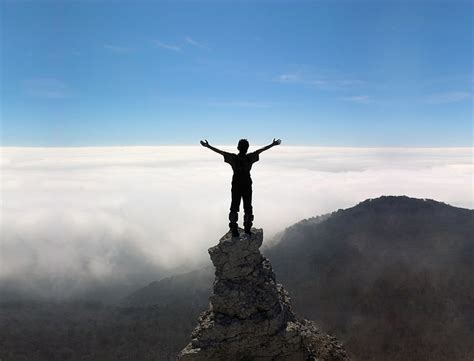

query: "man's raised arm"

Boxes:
[200, 139, 226, 156]
[255, 138, 281, 155]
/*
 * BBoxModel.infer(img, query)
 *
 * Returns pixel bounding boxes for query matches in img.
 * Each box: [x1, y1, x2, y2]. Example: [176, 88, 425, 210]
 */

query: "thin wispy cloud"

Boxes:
[157, 98, 278, 108]
[341, 95, 372, 104]
[422, 91, 473, 104]
[185, 36, 210, 50]
[203, 100, 274, 108]
[336, 79, 365, 86]
[104, 44, 135, 54]
[23, 78, 71, 99]
[424, 74, 473, 86]
[274, 69, 364, 91]
[153, 40, 181, 52]
[276, 73, 326, 86]
[276, 73, 300, 83]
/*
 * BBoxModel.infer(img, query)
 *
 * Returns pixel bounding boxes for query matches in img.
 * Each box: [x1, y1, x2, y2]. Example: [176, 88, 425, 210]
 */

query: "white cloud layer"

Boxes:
[1, 146, 472, 298]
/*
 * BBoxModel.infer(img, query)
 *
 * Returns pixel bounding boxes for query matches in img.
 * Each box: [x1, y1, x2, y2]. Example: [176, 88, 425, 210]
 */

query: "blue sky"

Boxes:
[1, 0, 472, 146]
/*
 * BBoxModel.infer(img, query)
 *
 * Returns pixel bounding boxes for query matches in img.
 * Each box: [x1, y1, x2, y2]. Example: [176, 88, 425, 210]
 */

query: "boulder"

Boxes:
[178, 228, 348, 361]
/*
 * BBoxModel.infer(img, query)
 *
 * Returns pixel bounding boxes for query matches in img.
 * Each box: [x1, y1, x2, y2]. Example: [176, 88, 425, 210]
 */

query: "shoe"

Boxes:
[231, 228, 239, 237]
[244, 228, 252, 235]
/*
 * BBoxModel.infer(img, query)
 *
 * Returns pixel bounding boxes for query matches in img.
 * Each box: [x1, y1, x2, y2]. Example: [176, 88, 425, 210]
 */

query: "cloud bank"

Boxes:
[0, 146, 472, 299]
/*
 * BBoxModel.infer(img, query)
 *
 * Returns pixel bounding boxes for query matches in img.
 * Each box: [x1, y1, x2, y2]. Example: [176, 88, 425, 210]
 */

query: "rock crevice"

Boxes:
[178, 228, 348, 361]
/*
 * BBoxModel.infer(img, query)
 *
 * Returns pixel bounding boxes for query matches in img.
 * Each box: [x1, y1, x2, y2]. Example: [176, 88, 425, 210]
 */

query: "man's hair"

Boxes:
[237, 139, 249, 153]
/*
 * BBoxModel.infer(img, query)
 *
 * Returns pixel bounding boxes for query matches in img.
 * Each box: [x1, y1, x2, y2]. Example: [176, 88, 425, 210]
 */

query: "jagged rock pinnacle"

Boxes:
[178, 228, 349, 361]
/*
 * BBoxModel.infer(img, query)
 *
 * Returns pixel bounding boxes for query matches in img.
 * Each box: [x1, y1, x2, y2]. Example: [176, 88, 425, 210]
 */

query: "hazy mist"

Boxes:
[1, 146, 472, 300]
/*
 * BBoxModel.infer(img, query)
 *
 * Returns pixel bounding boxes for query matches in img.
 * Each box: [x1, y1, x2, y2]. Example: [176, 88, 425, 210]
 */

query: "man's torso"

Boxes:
[224, 152, 259, 184]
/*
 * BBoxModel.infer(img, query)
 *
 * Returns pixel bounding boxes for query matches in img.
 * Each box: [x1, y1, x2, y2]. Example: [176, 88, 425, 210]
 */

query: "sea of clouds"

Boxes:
[0, 146, 472, 300]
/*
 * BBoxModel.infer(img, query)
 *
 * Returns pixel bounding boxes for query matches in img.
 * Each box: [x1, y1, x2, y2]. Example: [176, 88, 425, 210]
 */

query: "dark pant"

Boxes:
[229, 181, 253, 232]
[230, 182, 252, 214]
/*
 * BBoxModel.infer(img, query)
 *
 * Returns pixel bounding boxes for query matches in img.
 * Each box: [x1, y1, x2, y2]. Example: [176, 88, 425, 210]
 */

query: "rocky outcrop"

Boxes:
[178, 228, 348, 361]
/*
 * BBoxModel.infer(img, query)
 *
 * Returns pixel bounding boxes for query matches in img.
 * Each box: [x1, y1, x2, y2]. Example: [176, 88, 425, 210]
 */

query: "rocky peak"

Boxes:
[178, 228, 349, 361]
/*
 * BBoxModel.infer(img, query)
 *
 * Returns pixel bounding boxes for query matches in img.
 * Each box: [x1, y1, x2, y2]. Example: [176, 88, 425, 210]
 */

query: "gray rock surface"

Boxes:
[178, 228, 349, 361]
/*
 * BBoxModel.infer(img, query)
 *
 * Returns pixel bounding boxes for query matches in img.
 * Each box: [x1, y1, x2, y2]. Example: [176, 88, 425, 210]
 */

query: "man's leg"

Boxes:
[242, 185, 253, 234]
[229, 184, 241, 237]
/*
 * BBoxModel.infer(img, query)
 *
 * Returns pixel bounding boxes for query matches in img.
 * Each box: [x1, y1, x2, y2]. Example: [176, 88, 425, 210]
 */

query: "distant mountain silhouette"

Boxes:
[125, 196, 474, 360]
[123, 266, 213, 308]
[265, 196, 474, 360]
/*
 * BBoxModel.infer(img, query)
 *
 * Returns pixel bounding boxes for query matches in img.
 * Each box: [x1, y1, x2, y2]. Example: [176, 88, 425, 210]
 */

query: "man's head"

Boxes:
[237, 139, 249, 154]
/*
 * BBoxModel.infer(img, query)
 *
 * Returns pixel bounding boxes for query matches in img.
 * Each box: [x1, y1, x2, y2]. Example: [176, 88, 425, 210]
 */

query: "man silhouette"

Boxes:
[200, 138, 282, 237]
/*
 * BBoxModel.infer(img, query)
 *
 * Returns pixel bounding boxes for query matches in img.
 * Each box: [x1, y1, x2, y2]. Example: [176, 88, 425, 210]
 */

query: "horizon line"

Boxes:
[1, 144, 472, 150]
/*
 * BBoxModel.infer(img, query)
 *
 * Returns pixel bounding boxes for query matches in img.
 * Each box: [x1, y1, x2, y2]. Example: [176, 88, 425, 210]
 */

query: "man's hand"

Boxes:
[255, 138, 281, 155]
[200, 140, 225, 155]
